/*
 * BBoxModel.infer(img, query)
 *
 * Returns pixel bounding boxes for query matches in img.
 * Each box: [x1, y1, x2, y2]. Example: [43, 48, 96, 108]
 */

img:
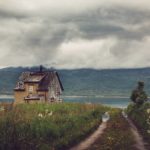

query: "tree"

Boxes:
[130, 81, 148, 105]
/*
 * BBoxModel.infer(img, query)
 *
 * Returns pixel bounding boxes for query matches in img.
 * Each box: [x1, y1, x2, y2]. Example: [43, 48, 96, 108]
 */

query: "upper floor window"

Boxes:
[29, 85, 34, 92]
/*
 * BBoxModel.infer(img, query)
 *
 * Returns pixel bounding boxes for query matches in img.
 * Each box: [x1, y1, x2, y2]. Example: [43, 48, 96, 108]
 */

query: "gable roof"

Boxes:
[14, 70, 64, 91]
[38, 71, 64, 91]
[25, 74, 45, 83]
[56, 72, 64, 91]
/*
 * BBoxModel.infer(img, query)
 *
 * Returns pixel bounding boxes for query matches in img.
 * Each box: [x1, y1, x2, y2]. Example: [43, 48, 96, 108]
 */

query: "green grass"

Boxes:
[126, 102, 150, 147]
[0, 103, 111, 150]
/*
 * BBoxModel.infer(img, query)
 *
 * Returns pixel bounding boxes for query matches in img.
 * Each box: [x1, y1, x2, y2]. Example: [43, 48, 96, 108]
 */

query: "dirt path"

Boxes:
[124, 116, 148, 150]
[69, 122, 107, 150]
[70, 112, 148, 150]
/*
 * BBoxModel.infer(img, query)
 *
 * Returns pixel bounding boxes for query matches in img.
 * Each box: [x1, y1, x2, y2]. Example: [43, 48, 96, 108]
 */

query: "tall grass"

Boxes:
[126, 102, 150, 147]
[0, 103, 111, 150]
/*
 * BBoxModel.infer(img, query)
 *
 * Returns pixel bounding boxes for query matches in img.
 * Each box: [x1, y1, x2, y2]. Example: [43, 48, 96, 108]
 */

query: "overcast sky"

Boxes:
[0, 0, 150, 69]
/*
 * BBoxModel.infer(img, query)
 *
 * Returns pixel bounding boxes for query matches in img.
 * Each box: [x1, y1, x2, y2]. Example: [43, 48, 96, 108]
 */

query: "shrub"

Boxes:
[126, 102, 150, 144]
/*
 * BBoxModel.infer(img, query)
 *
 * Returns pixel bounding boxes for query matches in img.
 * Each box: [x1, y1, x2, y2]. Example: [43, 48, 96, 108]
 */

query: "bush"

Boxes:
[126, 102, 150, 144]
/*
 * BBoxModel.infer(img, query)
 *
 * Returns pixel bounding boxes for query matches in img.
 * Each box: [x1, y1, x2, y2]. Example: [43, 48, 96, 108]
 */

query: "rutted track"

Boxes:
[125, 117, 148, 150]
[70, 122, 107, 150]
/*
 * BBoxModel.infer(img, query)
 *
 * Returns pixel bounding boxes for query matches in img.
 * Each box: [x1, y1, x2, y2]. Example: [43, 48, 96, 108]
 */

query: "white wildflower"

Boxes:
[146, 119, 150, 125]
[0, 106, 4, 111]
[146, 109, 150, 114]
[48, 111, 53, 116]
[38, 113, 43, 118]
[147, 130, 150, 134]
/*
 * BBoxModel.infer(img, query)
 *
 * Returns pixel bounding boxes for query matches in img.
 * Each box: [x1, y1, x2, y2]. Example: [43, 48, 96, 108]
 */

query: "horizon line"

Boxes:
[1, 65, 150, 71]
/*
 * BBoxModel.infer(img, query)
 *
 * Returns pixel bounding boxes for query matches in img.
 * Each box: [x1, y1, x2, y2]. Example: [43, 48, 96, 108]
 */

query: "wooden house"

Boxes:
[14, 68, 64, 104]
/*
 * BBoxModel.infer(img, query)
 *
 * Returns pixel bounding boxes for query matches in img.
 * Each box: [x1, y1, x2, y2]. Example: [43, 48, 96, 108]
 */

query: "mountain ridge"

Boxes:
[0, 67, 150, 96]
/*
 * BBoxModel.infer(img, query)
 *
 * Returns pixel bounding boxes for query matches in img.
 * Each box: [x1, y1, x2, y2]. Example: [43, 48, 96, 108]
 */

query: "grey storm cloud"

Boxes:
[0, 0, 150, 69]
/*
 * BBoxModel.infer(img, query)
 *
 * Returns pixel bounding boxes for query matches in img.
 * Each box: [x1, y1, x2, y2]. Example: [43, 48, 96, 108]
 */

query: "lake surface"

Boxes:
[63, 96, 131, 108]
[0, 96, 131, 108]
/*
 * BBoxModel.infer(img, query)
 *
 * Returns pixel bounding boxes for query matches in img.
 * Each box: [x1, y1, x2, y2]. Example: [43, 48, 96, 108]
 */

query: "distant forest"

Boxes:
[1, 67, 150, 96]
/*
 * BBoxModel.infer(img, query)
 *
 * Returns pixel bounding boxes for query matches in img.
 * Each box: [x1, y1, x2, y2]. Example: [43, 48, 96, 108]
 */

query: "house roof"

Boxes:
[38, 71, 64, 91]
[26, 75, 45, 83]
[18, 72, 45, 83]
[38, 72, 52, 91]
[14, 70, 64, 91]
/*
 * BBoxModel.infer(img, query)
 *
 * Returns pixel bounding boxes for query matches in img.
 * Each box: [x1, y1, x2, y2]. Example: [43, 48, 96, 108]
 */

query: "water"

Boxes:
[0, 98, 14, 103]
[0, 95, 14, 103]
[0, 96, 131, 108]
[63, 96, 131, 108]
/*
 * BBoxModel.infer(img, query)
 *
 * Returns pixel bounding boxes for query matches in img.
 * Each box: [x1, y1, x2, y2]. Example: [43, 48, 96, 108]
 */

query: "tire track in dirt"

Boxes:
[123, 114, 148, 150]
[69, 122, 107, 150]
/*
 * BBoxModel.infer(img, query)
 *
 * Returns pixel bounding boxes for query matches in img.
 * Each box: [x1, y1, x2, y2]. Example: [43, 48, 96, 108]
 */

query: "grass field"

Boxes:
[0, 103, 112, 150]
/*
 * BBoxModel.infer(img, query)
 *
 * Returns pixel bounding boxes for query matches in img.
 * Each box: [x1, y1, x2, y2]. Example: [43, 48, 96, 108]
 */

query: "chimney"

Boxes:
[40, 65, 43, 72]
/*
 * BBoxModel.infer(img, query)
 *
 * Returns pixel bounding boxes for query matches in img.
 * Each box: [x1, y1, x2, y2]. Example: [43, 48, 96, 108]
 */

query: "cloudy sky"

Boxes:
[0, 0, 150, 69]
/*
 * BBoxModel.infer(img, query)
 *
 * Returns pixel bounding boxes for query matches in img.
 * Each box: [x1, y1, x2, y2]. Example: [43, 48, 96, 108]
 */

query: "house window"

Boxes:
[29, 86, 33, 93]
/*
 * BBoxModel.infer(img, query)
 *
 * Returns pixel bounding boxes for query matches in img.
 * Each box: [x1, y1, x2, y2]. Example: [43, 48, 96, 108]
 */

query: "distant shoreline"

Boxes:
[0, 95, 14, 99]
[0, 95, 130, 99]
[0, 95, 149, 100]
[62, 95, 130, 99]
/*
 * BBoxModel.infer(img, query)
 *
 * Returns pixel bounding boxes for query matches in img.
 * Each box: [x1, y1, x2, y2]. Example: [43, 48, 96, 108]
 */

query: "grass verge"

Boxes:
[126, 102, 150, 148]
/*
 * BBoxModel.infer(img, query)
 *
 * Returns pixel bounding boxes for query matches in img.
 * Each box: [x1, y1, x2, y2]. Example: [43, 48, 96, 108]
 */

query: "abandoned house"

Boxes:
[14, 67, 64, 104]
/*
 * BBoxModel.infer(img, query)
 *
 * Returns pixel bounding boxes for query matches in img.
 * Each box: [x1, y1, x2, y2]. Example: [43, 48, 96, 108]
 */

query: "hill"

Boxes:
[0, 67, 150, 96]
